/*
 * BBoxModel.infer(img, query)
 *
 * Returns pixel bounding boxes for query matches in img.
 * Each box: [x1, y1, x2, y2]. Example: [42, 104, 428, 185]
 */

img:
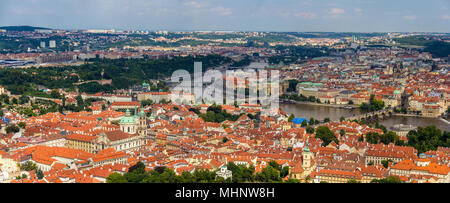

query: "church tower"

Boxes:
[302, 139, 312, 169]
[137, 107, 148, 137]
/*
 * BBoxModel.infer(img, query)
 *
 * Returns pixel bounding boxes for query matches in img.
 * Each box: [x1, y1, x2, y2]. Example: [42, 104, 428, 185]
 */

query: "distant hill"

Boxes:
[0, 26, 50, 31]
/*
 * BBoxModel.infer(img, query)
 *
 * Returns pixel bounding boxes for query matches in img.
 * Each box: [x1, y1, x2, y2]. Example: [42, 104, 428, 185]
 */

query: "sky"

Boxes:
[0, 0, 449, 32]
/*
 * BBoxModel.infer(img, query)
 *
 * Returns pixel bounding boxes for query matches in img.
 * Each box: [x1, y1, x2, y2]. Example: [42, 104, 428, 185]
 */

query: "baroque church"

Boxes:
[119, 107, 148, 137]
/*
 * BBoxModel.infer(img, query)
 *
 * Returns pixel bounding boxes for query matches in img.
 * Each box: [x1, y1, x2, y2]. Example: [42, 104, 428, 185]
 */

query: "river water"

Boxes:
[280, 103, 450, 132]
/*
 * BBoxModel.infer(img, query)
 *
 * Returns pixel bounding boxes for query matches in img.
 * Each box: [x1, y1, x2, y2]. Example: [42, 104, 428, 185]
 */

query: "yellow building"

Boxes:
[65, 134, 98, 153]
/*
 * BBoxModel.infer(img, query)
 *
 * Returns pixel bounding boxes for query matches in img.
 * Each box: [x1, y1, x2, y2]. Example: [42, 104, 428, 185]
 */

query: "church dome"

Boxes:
[120, 109, 136, 124]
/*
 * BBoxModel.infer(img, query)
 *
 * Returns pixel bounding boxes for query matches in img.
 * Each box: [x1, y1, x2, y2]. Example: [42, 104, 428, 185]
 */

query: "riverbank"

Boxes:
[440, 118, 450, 125]
[280, 103, 450, 132]
[392, 113, 443, 119]
[283, 101, 359, 109]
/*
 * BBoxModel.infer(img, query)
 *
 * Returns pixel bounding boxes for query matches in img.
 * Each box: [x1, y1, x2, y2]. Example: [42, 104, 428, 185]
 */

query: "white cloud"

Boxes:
[294, 12, 317, 19]
[329, 8, 345, 15]
[211, 7, 232, 16]
[403, 15, 417, 20]
[183, 0, 207, 9]
[443, 15, 450, 20]
[180, 1, 232, 17]
[354, 8, 362, 14]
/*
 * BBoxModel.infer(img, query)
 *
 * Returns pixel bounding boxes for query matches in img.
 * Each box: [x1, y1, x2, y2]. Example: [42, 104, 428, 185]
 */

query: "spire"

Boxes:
[134, 106, 137, 118]
[303, 139, 310, 153]
[140, 107, 145, 117]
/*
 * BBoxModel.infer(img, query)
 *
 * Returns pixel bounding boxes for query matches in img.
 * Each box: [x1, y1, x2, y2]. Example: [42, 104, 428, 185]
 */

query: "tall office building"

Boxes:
[40, 42, 46, 48]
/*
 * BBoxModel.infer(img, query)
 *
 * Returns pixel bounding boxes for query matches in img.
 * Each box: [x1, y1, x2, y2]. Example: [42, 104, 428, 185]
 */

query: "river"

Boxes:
[280, 103, 450, 132]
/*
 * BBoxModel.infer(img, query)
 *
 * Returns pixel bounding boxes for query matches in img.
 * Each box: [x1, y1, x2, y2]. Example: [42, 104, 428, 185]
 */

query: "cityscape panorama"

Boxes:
[0, 0, 449, 196]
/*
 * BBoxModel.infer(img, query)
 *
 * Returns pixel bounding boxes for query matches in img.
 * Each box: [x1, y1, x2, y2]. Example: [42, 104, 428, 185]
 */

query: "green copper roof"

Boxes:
[303, 139, 310, 153]
[312, 83, 324, 86]
[140, 107, 145, 117]
[393, 90, 401, 94]
[120, 109, 136, 124]
[120, 116, 136, 124]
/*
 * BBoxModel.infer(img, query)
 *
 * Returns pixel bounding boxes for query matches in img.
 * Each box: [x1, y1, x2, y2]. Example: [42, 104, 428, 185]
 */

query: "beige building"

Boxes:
[390, 159, 450, 183]
[65, 134, 98, 153]
[422, 104, 441, 117]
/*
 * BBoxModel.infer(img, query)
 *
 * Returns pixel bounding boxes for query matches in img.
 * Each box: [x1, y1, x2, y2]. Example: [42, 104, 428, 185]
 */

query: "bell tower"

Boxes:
[302, 139, 311, 169]
[138, 107, 147, 136]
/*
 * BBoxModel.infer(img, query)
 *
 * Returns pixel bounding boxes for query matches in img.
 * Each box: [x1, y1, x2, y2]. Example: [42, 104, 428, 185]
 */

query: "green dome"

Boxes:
[120, 109, 136, 124]
[120, 116, 136, 124]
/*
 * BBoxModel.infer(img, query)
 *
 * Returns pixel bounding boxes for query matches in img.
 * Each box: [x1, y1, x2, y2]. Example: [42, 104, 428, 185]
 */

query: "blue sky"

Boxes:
[0, 0, 449, 32]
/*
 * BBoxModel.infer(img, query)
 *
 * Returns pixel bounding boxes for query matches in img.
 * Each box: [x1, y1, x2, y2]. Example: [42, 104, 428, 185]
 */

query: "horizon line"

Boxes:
[1, 25, 450, 34]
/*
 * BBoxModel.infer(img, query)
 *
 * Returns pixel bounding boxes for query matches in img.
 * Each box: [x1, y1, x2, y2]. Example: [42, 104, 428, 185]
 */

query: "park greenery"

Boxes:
[315, 126, 339, 146]
[195, 105, 242, 123]
[355, 123, 449, 155]
[394, 36, 450, 57]
[406, 125, 450, 154]
[0, 55, 231, 95]
[360, 95, 384, 112]
[19, 161, 44, 180]
[370, 176, 403, 183]
[359, 131, 404, 146]
[280, 94, 321, 103]
[106, 161, 295, 183]
[231, 55, 252, 67]
[286, 32, 384, 39]
[268, 45, 332, 65]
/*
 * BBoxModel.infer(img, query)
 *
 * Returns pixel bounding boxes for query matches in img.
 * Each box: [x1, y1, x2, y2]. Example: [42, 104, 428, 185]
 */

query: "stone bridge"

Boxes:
[345, 109, 394, 122]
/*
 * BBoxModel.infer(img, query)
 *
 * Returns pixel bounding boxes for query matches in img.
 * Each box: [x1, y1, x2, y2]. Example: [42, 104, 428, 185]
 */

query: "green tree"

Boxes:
[6, 125, 20, 134]
[301, 120, 308, 127]
[256, 165, 281, 183]
[315, 126, 339, 146]
[36, 169, 44, 180]
[75, 95, 84, 108]
[406, 126, 449, 154]
[306, 127, 315, 134]
[19, 95, 29, 105]
[371, 176, 403, 183]
[288, 114, 295, 122]
[50, 90, 61, 99]
[106, 172, 128, 183]
[280, 166, 290, 178]
[360, 95, 385, 112]
[20, 161, 38, 171]
[18, 122, 26, 129]
[381, 159, 393, 168]
[222, 137, 229, 143]
[141, 99, 154, 106]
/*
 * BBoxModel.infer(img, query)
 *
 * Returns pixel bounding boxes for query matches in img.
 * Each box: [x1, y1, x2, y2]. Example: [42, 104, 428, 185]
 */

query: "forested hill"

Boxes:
[81, 55, 231, 89]
[0, 55, 231, 95]
[0, 26, 50, 31]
